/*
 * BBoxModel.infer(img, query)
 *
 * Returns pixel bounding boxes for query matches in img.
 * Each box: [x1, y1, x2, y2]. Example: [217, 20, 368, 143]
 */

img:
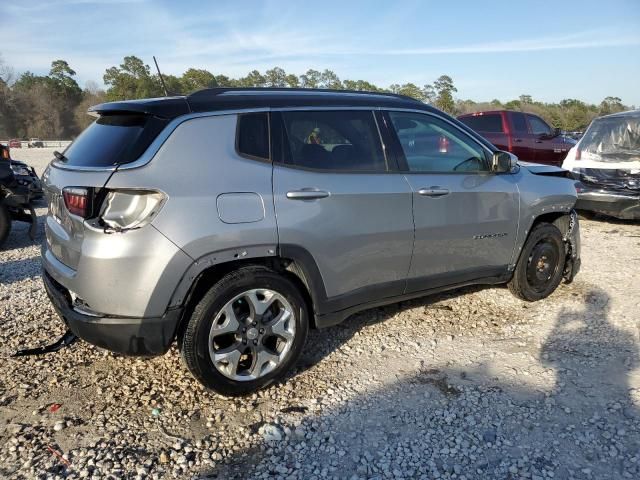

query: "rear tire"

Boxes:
[0, 203, 11, 248]
[508, 223, 565, 301]
[180, 265, 309, 396]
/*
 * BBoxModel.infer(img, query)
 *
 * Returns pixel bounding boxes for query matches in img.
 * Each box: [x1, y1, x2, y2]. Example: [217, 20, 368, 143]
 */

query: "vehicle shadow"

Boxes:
[287, 284, 494, 381]
[198, 287, 640, 479]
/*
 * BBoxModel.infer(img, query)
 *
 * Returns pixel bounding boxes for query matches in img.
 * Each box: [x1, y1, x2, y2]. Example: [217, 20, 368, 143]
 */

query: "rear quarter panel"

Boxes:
[105, 114, 278, 302]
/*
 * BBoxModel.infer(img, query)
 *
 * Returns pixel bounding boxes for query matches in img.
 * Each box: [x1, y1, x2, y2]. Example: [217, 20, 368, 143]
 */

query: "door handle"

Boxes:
[514, 138, 523, 143]
[286, 189, 330, 200]
[535, 140, 543, 143]
[418, 187, 450, 197]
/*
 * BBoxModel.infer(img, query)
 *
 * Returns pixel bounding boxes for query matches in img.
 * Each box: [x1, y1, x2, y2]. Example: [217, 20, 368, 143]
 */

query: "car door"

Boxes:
[384, 110, 519, 293]
[526, 113, 567, 166]
[271, 109, 414, 313]
[507, 111, 536, 162]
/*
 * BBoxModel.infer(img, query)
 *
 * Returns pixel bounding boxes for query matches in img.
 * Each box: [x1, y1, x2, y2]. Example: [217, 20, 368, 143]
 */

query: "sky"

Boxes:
[2, 0, 640, 105]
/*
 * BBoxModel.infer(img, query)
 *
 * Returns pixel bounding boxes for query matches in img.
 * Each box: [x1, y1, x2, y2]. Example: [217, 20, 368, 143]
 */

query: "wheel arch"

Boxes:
[512, 209, 580, 283]
[171, 246, 327, 345]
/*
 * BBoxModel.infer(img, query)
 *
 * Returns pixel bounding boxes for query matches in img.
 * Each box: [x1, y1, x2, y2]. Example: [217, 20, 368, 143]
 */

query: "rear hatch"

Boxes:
[43, 110, 179, 270]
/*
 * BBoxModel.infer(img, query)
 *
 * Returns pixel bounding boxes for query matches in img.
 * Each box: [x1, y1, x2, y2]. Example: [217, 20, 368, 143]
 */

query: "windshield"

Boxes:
[580, 114, 640, 162]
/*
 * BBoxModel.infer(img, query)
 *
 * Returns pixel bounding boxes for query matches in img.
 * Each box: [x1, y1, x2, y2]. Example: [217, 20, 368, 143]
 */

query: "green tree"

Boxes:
[519, 94, 533, 105]
[103, 56, 163, 100]
[264, 67, 287, 87]
[239, 70, 266, 88]
[395, 82, 425, 101]
[181, 68, 217, 92]
[433, 75, 457, 113]
[319, 70, 342, 89]
[343, 79, 381, 91]
[599, 96, 624, 115]
[300, 69, 322, 88]
[285, 74, 300, 88]
[422, 84, 436, 104]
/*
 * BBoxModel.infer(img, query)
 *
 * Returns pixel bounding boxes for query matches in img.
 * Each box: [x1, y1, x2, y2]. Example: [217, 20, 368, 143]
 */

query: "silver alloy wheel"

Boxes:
[208, 288, 296, 381]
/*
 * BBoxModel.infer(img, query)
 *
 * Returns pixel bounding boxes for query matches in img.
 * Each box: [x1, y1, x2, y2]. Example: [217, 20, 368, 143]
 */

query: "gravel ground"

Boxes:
[1, 149, 640, 479]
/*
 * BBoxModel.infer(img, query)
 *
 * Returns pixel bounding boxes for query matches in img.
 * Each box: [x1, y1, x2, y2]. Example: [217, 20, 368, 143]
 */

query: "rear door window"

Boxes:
[510, 112, 529, 133]
[61, 114, 167, 168]
[279, 110, 387, 171]
[459, 114, 504, 133]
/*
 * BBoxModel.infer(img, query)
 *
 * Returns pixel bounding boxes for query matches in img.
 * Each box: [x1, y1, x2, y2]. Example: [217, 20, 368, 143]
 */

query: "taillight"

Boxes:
[99, 190, 166, 232]
[575, 148, 581, 160]
[1, 147, 9, 160]
[63, 187, 89, 218]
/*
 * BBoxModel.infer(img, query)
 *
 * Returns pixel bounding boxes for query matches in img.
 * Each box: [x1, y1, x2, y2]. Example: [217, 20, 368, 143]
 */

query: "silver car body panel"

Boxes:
[273, 166, 414, 299]
[403, 172, 519, 282]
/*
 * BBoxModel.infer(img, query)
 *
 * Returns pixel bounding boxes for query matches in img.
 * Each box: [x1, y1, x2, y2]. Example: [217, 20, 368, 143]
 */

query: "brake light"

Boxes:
[439, 136, 450, 153]
[63, 187, 89, 217]
[575, 148, 581, 160]
[1, 147, 9, 160]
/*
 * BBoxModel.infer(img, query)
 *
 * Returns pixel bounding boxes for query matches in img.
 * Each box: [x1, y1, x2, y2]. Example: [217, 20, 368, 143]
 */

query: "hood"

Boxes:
[519, 161, 573, 179]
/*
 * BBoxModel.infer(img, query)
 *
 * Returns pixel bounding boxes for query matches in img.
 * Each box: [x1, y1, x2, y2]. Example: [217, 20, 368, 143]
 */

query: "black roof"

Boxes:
[89, 88, 433, 119]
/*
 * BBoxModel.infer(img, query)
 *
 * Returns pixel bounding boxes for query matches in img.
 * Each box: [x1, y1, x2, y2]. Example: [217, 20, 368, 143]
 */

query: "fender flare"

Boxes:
[167, 243, 330, 316]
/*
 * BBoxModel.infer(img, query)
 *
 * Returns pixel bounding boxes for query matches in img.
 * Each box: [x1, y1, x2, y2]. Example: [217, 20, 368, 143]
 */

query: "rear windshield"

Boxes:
[580, 115, 640, 162]
[459, 114, 504, 133]
[61, 114, 168, 167]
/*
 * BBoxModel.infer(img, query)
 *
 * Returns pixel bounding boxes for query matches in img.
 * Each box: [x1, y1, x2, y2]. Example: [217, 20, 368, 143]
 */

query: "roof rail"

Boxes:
[187, 87, 421, 103]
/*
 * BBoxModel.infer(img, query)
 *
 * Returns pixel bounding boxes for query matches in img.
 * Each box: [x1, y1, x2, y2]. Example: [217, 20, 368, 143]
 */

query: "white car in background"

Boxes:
[562, 110, 640, 220]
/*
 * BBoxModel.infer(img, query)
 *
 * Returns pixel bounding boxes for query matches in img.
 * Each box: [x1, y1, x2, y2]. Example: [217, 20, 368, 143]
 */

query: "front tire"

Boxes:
[0, 203, 11, 248]
[180, 265, 309, 396]
[508, 223, 565, 301]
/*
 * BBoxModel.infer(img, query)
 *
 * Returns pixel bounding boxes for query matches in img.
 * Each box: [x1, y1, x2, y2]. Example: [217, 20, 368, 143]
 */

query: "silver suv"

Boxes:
[41, 88, 581, 395]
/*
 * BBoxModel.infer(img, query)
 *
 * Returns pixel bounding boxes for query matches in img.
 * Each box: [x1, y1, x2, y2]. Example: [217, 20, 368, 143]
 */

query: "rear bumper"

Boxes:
[43, 269, 182, 356]
[575, 182, 640, 219]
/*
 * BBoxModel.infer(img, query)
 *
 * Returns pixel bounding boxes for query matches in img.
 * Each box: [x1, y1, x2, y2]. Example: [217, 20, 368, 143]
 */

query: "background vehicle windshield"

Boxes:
[580, 115, 640, 162]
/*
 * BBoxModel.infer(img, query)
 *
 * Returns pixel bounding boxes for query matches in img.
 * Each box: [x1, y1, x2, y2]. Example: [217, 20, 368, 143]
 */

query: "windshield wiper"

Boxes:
[53, 150, 68, 163]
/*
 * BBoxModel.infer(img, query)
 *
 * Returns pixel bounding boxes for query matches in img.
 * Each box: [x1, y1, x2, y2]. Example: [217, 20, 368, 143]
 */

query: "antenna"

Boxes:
[153, 56, 169, 97]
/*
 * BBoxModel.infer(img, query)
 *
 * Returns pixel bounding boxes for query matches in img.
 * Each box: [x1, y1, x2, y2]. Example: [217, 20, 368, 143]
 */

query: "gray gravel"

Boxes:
[1, 149, 639, 479]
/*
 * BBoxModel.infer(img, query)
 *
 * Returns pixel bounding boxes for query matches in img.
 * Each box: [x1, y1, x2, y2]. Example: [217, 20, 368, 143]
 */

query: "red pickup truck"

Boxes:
[457, 110, 576, 166]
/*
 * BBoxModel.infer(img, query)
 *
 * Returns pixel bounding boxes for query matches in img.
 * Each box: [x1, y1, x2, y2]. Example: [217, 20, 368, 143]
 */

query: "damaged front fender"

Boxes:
[554, 209, 581, 283]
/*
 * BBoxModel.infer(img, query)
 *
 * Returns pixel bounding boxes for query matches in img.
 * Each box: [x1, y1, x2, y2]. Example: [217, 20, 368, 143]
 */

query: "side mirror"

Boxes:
[553, 127, 562, 137]
[492, 151, 517, 173]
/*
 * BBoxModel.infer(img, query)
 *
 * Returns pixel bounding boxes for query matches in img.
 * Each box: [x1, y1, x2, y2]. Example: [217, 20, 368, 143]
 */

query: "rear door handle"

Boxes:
[286, 189, 330, 200]
[514, 138, 523, 143]
[418, 187, 450, 197]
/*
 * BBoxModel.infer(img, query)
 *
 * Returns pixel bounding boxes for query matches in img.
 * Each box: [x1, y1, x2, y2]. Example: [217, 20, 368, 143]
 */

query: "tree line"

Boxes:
[0, 54, 633, 139]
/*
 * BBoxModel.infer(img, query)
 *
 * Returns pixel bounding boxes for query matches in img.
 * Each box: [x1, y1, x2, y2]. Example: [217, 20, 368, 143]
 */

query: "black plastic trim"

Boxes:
[43, 269, 182, 356]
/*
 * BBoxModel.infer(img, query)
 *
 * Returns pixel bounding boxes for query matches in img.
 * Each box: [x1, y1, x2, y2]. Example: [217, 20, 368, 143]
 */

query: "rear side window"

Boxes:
[237, 112, 270, 160]
[62, 114, 167, 167]
[510, 112, 528, 133]
[280, 110, 386, 171]
[459, 114, 504, 133]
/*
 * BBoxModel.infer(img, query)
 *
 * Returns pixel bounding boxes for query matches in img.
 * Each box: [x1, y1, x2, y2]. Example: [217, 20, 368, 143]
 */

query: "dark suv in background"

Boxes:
[458, 110, 576, 166]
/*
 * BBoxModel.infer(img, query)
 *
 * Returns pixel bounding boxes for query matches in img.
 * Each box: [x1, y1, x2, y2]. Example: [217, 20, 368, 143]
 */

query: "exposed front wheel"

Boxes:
[0, 203, 11, 248]
[180, 266, 309, 396]
[508, 223, 565, 301]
